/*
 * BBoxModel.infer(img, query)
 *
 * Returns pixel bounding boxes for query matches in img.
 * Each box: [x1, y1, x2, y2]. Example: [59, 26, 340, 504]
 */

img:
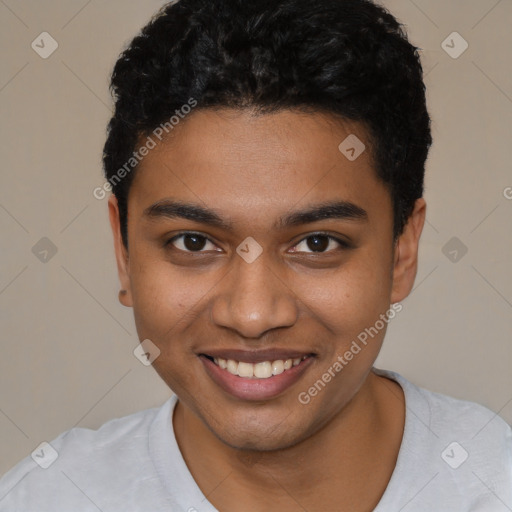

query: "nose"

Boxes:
[211, 254, 298, 339]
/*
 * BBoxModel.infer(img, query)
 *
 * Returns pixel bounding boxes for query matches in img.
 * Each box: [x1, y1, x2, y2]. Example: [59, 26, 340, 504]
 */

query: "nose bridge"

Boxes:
[211, 252, 298, 338]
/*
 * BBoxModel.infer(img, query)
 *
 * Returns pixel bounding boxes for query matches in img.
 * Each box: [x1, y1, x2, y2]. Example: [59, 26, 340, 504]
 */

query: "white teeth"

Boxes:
[254, 361, 272, 378]
[227, 359, 238, 375]
[272, 360, 284, 375]
[213, 356, 307, 379]
[237, 362, 254, 378]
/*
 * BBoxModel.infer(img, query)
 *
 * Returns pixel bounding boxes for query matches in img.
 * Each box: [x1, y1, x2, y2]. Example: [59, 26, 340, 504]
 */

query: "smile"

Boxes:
[200, 352, 314, 401]
[208, 356, 308, 379]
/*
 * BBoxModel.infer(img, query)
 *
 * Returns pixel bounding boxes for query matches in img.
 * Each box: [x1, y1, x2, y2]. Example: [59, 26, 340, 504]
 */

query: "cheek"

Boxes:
[129, 255, 193, 338]
[293, 250, 393, 339]
[129, 252, 228, 348]
[128, 256, 211, 394]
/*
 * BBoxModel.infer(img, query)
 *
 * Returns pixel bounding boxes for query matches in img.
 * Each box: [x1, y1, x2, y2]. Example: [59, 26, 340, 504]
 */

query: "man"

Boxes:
[1, 0, 510, 510]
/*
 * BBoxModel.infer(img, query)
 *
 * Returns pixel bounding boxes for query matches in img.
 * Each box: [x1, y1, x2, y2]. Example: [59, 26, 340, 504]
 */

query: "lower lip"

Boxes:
[200, 356, 314, 401]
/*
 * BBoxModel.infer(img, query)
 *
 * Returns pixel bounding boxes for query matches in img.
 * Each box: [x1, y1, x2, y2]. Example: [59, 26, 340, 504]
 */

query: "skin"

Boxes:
[108, 108, 426, 511]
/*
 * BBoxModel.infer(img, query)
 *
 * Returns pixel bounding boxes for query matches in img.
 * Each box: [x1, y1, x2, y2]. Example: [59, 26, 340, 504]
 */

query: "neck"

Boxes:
[173, 371, 405, 512]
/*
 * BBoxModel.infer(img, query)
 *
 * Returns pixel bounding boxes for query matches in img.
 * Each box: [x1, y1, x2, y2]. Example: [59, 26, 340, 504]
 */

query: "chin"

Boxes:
[219, 432, 300, 453]
[206, 413, 314, 453]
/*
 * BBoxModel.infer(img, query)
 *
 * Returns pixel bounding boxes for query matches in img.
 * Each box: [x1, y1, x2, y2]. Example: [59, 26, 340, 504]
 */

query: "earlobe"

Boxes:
[108, 195, 133, 308]
[390, 198, 426, 304]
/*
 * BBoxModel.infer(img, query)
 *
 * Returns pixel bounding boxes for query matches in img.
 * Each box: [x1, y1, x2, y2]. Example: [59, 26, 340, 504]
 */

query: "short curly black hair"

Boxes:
[102, 0, 432, 247]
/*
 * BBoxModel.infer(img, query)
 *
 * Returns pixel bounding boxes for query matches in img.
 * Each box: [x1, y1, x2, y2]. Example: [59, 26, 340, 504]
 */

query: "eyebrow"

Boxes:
[143, 199, 368, 230]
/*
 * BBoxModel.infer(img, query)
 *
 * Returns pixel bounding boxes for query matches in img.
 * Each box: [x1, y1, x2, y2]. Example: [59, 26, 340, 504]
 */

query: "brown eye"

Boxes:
[183, 234, 207, 251]
[167, 233, 218, 252]
[306, 235, 330, 252]
[292, 234, 348, 253]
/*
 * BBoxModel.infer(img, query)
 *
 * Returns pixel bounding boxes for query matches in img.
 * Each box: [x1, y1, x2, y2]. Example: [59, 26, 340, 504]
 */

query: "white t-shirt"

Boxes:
[1, 369, 511, 511]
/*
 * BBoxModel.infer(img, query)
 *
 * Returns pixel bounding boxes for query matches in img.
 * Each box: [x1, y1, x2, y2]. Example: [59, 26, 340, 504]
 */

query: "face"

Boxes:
[109, 108, 425, 451]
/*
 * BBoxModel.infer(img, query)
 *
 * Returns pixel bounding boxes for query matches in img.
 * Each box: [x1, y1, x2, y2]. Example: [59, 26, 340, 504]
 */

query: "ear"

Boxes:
[391, 198, 426, 303]
[108, 195, 133, 307]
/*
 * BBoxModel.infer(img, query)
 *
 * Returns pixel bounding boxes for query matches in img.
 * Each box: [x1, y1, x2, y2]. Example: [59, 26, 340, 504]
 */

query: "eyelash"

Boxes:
[165, 231, 351, 254]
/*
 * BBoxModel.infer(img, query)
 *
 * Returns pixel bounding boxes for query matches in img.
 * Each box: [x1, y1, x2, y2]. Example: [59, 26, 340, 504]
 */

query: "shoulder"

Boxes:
[0, 399, 173, 512]
[407, 373, 511, 449]
[374, 368, 512, 511]
[376, 368, 512, 445]
[418, 377, 512, 472]
[39, 401, 162, 465]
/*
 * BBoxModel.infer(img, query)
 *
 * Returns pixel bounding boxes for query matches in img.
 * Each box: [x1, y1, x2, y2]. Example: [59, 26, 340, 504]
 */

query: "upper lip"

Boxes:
[199, 349, 315, 364]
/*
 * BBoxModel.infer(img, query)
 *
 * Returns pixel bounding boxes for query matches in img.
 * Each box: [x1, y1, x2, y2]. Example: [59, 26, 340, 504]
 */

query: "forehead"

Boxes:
[129, 108, 390, 225]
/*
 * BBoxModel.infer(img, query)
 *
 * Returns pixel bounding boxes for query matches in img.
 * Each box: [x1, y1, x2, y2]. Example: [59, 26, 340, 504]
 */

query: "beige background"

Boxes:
[1, 0, 511, 475]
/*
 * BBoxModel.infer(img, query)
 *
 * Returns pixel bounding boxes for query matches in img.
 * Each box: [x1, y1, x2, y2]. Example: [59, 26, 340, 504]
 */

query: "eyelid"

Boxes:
[165, 231, 351, 253]
[166, 231, 220, 252]
[289, 232, 351, 253]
